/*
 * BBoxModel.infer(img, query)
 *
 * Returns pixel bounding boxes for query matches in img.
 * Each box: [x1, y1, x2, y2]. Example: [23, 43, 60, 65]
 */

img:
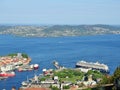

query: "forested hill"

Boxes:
[0, 25, 120, 37]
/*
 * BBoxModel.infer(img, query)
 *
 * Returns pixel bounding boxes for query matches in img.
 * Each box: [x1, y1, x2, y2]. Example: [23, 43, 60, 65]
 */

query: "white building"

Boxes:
[0, 65, 14, 72]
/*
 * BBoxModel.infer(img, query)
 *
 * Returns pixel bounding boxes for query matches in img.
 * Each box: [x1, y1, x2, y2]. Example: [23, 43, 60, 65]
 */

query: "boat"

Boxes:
[17, 64, 34, 72]
[0, 71, 15, 77]
[33, 64, 39, 70]
[0, 77, 8, 80]
[76, 60, 109, 73]
[21, 81, 30, 86]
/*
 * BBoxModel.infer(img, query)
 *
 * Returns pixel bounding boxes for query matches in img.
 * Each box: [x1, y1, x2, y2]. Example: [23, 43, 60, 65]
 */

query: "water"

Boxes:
[0, 34, 120, 90]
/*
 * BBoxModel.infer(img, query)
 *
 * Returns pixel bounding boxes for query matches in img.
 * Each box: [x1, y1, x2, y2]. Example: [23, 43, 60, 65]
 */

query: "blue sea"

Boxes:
[0, 34, 120, 90]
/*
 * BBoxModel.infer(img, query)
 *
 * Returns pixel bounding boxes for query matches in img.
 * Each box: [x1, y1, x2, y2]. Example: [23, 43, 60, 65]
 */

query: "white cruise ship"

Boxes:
[76, 60, 109, 73]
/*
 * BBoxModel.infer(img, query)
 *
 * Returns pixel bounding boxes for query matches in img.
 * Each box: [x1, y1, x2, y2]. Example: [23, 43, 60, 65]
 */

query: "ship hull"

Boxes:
[76, 61, 109, 74]
[76, 65, 109, 73]
[0, 72, 15, 77]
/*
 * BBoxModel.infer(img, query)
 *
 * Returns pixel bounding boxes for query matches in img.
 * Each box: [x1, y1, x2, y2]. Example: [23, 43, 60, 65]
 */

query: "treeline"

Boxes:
[8, 53, 28, 58]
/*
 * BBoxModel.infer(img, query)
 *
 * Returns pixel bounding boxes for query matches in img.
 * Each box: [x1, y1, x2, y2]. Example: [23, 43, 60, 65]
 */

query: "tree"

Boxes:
[22, 53, 28, 58]
[113, 66, 120, 90]
[50, 86, 59, 90]
[63, 85, 70, 89]
[113, 66, 120, 79]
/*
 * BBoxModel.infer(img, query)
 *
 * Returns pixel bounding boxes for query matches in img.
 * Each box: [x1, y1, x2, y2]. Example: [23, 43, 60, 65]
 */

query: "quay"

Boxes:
[20, 61, 103, 90]
[19, 61, 120, 90]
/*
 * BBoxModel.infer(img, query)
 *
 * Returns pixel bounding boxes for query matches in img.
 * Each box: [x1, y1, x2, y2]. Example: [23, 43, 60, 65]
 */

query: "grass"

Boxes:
[54, 69, 84, 83]
[60, 76, 83, 83]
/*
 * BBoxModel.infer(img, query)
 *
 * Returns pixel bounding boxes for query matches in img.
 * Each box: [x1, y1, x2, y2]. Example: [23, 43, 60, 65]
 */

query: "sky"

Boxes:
[0, 0, 120, 25]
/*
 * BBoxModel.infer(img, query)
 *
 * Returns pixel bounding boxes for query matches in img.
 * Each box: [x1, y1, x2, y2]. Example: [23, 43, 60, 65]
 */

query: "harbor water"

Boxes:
[0, 34, 120, 90]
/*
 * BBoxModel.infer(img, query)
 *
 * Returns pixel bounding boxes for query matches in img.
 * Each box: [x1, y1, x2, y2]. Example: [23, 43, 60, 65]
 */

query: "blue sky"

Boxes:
[0, 0, 120, 25]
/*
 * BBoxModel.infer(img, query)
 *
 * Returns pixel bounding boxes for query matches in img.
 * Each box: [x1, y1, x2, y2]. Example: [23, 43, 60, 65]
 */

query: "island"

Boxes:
[0, 53, 31, 69]
[0, 53, 37, 79]
[0, 25, 120, 37]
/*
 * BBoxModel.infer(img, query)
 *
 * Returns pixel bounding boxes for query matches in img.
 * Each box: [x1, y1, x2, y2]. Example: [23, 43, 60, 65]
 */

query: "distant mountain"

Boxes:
[0, 25, 120, 37]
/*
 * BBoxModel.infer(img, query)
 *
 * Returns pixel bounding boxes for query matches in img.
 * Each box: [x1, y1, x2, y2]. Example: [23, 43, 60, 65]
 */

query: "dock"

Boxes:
[53, 61, 65, 70]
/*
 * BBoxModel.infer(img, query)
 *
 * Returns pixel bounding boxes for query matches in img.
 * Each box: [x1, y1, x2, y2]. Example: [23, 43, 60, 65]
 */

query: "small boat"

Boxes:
[18, 68, 23, 72]
[33, 64, 39, 70]
[0, 77, 8, 80]
[21, 81, 29, 86]
[0, 71, 15, 77]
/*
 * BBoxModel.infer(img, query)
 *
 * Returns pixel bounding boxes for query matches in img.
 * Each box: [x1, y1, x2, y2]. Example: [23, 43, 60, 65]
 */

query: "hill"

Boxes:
[0, 25, 120, 37]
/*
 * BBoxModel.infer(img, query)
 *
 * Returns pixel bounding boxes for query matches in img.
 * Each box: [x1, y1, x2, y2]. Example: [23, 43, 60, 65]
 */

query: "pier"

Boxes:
[53, 61, 65, 70]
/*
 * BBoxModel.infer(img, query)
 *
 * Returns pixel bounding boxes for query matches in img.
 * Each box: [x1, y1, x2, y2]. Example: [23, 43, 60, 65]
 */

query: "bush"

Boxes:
[51, 86, 59, 90]
[63, 85, 70, 89]
[8, 53, 17, 57]
[86, 70, 103, 79]
[113, 66, 120, 79]
[22, 53, 28, 58]
[39, 77, 46, 81]
[8, 53, 28, 58]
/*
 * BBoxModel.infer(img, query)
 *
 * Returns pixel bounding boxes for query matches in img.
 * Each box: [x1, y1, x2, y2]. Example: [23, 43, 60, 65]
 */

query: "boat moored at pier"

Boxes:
[76, 60, 109, 73]
[33, 64, 39, 70]
[0, 71, 15, 77]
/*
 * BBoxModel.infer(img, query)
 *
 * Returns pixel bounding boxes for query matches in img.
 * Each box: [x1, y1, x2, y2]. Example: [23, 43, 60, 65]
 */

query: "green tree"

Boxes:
[8, 53, 17, 57]
[22, 53, 28, 58]
[112, 66, 120, 90]
[63, 85, 70, 89]
[113, 66, 120, 80]
[51, 86, 59, 90]
[39, 77, 46, 81]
